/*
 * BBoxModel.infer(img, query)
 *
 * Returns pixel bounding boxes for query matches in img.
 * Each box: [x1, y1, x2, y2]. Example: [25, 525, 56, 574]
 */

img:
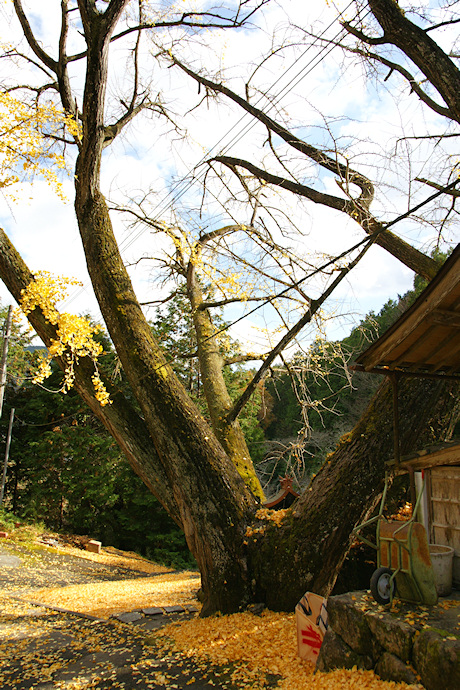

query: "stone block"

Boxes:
[86, 540, 101, 554]
[326, 592, 373, 657]
[142, 607, 164, 616]
[413, 627, 460, 690]
[365, 610, 416, 661]
[316, 629, 373, 673]
[113, 611, 143, 623]
[0, 531, 9, 539]
[374, 652, 418, 685]
[163, 605, 186, 613]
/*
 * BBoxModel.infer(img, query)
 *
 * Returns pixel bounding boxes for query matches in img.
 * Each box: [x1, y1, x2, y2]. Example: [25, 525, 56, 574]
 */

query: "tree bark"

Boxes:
[186, 262, 265, 501]
[248, 374, 460, 610]
[71, 8, 258, 615]
[367, 0, 460, 124]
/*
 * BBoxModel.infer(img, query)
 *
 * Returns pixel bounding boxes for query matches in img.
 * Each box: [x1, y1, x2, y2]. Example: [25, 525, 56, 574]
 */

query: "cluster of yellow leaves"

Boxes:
[20, 272, 111, 405]
[255, 507, 289, 526]
[245, 508, 288, 542]
[244, 524, 265, 539]
[160, 611, 421, 689]
[0, 92, 79, 199]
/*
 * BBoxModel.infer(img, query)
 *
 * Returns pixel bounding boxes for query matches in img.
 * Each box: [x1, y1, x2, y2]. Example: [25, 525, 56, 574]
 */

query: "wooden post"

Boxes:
[0, 407, 15, 507]
[389, 372, 401, 468]
[0, 305, 13, 419]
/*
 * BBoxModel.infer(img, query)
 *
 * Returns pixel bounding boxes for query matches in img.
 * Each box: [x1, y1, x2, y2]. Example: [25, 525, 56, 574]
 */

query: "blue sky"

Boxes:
[0, 0, 458, 356]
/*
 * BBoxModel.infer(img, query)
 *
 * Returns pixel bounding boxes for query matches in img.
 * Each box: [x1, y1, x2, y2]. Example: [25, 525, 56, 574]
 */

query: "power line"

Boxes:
[168, 177, 460, 350]
[118, 178, 460, 379]
[117, 1, 361, 255]
[62, 1, 361, 308]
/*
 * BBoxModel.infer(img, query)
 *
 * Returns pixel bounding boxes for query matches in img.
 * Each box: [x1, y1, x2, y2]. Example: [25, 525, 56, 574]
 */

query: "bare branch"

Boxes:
[424, 18, 460, 33]
[13, 0, 58, 72]
[171, 55, 375, 205]
[416, 177, 460, 198]
[224, 353, 266, 366]
[349, 0, 460, 123]
[227, 240, 375, 423]
[103, 98, 149, 147]
[198, 295, 273, 310]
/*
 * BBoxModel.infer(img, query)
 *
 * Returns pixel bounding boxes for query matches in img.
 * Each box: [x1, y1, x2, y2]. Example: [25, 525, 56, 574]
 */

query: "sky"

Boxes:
[0, 0, 458, 356]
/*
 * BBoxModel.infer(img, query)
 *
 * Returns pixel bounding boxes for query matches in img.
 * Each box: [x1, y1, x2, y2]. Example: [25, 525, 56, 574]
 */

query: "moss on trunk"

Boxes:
[248, 375, 460, 611]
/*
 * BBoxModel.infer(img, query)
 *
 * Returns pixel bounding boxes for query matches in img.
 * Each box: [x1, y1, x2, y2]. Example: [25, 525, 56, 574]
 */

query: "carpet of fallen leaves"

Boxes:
[27, 571, 201, 619]
[2, 539, 427, 689]
[157, 611, 423, 690]
[60, 545, 174, 575]
[19, 577, 423, 688]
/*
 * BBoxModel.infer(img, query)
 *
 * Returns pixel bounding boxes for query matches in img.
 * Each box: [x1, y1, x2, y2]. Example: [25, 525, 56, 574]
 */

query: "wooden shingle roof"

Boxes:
[354, 245, 460, 377]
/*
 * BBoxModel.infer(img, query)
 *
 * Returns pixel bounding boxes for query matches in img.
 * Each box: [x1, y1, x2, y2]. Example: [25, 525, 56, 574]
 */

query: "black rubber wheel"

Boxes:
[370, 567, 395, 605]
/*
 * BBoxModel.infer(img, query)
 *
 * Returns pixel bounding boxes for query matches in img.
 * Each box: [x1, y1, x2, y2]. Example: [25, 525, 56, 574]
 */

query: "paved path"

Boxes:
[0, 602, 237, 689]
[0, 541, 241, 690]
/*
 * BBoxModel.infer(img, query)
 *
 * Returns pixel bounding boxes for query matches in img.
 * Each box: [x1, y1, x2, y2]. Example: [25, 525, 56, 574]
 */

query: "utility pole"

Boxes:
[0, 306, 13, 507]
[0, 407, 14, 507]
[0, 305, 13, 419]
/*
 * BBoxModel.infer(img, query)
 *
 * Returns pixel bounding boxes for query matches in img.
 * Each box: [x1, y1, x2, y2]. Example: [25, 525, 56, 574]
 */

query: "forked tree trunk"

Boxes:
[248, 374, 460, 610]
[3, 0, 459, 617]
[1, 223, 459, 613]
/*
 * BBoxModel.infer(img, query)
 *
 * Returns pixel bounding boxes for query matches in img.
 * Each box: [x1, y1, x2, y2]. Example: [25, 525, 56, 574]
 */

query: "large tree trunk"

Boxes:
[186, 263, 265, 501]
[3, 0, 458, 617]
[248, 374, 460, 610]
[70, 10, 261, 615]
[1, 222, 459, 613]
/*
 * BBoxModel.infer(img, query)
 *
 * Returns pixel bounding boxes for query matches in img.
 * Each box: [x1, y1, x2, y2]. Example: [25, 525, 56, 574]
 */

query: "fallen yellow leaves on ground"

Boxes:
[3, 539, 429, 688]
[26, 571, 200, 619]
[59, 544, 173, 575]
[159, 611, 423, 690]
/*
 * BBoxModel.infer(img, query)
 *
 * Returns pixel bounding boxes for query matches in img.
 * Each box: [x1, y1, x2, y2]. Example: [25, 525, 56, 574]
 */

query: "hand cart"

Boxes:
[353, 473, 437, 606]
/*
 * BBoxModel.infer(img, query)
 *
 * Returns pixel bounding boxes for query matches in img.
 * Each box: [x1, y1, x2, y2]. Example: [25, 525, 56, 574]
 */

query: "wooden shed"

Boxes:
[352, 244, 460, 587]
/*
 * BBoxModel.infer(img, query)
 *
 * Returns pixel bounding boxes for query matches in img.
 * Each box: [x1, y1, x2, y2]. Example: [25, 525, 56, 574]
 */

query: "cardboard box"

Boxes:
[296, 591, 328, 663]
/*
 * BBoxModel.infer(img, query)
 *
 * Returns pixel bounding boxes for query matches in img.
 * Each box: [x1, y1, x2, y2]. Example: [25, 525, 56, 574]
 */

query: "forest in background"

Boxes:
[0, 267, 434, 570]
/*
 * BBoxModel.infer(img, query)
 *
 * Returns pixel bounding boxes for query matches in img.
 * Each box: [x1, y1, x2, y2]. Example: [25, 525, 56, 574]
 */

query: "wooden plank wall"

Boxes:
[428, 466, 460, 587]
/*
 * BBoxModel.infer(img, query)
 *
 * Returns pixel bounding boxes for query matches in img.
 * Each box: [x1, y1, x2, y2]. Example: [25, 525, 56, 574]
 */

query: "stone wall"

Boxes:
[316, 591, 460, 690]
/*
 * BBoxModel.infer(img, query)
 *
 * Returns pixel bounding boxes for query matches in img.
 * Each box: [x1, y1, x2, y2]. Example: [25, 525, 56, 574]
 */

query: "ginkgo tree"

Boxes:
[0, 92, 113, 405]
[0, 1, 458, 616]
[0, 92, 79, 199]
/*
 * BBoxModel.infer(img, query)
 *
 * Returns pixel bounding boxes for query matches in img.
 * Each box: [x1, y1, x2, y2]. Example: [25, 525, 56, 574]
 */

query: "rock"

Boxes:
[374, 652, 418, 685]
[0, 531, 9, 539]
[365, 609, 416, 661]
[326, 593, 373, 656]
[316, 629, 374, 672]
[413, 627, 460, 690]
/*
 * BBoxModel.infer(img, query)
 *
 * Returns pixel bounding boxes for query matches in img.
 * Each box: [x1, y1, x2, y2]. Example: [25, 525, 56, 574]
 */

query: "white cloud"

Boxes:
[0, 0, 458, 356]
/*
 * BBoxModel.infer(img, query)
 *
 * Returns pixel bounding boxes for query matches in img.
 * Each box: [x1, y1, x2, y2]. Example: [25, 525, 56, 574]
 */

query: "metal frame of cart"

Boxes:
[353, 473, 437, 605]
